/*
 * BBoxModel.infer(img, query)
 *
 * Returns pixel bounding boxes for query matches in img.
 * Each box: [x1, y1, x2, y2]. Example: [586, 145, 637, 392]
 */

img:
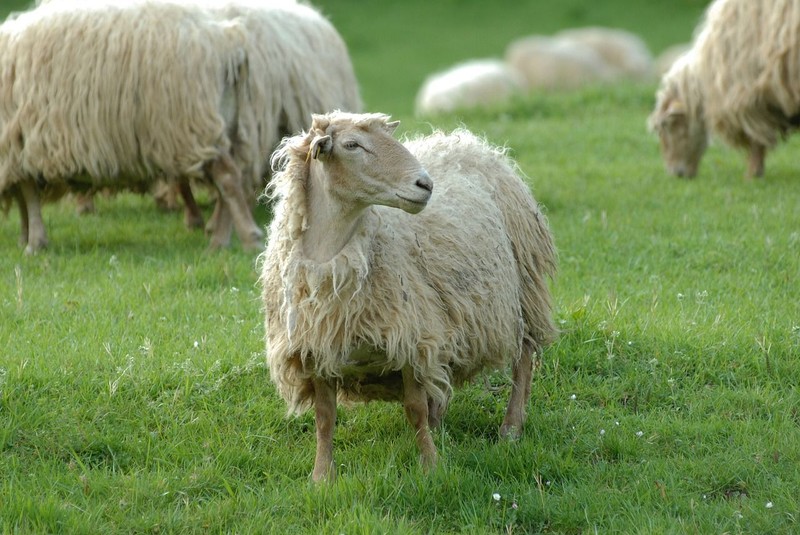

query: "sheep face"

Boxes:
[650, 97, 708, 178]
[309, 114, 433, 213]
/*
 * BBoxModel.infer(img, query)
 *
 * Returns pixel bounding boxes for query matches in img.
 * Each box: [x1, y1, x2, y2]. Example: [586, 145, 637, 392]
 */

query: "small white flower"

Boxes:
[615, 421, 620, 426]
[570, 394, 577, 400]
[600, 429, 606, 436]
[193, 340, 199, 349]
[766, 502, 774, 509]
[677, 293, 684, 300]
[636, 431, 644, 438]
[492, 493, 501, 501]
[511, 501, 518, 510]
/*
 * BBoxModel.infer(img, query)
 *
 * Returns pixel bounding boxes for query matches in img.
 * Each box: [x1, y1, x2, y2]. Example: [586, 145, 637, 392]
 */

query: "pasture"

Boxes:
[2, 0, 800, 533]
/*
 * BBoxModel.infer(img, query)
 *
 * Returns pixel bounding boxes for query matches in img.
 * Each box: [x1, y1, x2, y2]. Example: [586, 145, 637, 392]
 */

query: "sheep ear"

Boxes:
[384, 120, 400, 134]
[310, 134, 332, 159]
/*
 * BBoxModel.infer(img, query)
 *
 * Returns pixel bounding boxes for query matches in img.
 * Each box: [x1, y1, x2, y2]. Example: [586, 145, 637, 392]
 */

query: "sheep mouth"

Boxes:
[396, 194, 430, 213]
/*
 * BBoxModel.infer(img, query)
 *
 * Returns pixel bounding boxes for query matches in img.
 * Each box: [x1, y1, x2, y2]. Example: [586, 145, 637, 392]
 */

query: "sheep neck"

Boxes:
[301, 162, 366, 264]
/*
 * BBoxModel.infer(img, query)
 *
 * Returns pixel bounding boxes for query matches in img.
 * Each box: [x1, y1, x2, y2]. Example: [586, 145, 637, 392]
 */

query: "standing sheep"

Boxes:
[414, 59, 524, 116]
[260, 111, 557, 481]
[649, 0, 800, 178]
[0, 0, 263, 252]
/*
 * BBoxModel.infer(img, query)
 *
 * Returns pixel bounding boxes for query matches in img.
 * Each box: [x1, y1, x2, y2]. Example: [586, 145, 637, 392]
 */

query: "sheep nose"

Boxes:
[415, 171, 433, 193]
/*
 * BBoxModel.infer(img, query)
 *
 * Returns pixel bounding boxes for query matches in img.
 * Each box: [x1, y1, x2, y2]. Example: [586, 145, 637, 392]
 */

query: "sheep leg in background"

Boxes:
[311, 377, 337, 482]
[12, 185, 29, 247]
[178, 178, 204, 229]
[747, 142, 765, 179]
[74, 192, 96, 215]
[19, 180, 48, 254]
[207, 154, 262, 250]
[402, 366, 437, 471]
[204, 196, 233, 242]
[427, 396, 447, 429]
[499, 341, 534, 439]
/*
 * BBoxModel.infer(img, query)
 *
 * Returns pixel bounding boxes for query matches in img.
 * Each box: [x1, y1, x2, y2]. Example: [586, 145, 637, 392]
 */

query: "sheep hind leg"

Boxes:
[499, 340, 535, 440]
[312, 378, 337, 482]
[427, 395, 448, 429]
[19, 181, 47, 254]
[178, 178, 204, 230]
[12, 185, 29, 247]
[747, 143, 765, 179]
[207, 154, 262, 250]
[402, 367, 437, 471]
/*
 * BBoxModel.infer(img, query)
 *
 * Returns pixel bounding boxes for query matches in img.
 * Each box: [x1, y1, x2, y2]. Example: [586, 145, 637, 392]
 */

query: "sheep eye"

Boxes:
[342, 140, 360, 150]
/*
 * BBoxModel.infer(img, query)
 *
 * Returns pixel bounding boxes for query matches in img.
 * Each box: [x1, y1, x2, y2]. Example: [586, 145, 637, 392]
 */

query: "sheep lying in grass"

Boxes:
[259, 111, 557, 481]
[555, 27, 655, 82]
[505, 35, 615, 91]
[649, 0, 800, 179]
[0, 0, 263, 252]
[414, 59, 524, 116]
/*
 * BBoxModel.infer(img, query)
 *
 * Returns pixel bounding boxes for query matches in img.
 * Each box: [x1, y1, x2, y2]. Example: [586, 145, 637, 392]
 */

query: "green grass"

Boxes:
[5, 0, 800, 533]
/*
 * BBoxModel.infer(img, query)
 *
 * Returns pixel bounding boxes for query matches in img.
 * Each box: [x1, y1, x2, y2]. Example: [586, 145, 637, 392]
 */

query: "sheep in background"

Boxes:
[1, 0, 263, 252]
[193, 0, 363, 242]
[505, 35, 615, 91]
[655, 43, 691, 76]
[414, 59, 524, 116]
[260, 111, 557, 481]
[649, 0, 800, 179]
[555, 26, 655, 82]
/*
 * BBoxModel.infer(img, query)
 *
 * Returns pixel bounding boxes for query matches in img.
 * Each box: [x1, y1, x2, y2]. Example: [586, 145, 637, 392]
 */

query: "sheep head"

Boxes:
[649, 57, 708, 179]
[307, 112, 433, 214]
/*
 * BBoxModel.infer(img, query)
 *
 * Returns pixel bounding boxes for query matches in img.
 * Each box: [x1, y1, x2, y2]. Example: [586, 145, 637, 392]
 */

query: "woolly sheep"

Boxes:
[192, 0, 363, 242]
[0, 0, 263, 252]
[505, 35, 615, 91]
[555, 26, 655, 82]
[414, 59, 524, 116]
[259, 111, 557, 481]
[649, 0, 800, 178]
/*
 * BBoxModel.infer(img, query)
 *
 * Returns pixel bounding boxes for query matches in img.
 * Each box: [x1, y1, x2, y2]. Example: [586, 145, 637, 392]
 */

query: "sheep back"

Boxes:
[0, 0, 249, 191]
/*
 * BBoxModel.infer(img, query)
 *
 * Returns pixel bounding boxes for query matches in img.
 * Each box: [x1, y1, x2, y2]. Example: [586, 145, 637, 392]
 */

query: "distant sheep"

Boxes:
[260, 111, 557, 481]
[505, 35, 615, 91]
[414, 59, 524, 116]
[649, 0, 800, 178]
[0, 0, 263, 252]
[655, 43, 691, 76]
[555, 27, 655, 82]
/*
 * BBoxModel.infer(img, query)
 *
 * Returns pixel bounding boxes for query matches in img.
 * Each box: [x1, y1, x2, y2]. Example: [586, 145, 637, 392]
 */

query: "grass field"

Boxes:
[4, 0, 800, 533]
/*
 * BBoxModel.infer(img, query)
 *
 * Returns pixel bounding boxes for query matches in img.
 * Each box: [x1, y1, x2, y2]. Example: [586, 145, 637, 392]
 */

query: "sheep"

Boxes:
[655, 43, 691, 76]
[555, 26, 655, 82]
[189, 0, 363, 244]
[649, 0, 800, 179]
[414, 59, 524, 116]
[0, 0, 263, 252]
[505, 35, 615, 91]
[259, 111, 557, 481]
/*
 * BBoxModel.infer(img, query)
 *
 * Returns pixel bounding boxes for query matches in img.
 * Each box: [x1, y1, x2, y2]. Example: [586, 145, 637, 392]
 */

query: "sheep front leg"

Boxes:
[178, 178, 204, 230]
[19, 180, 47, 254]
[402, 367, 437, 471]
[207, 154, 263, 251]
[747, 143, 765, 179]
[499, 343, 534, 440]
[12, 185, 29, 247]
[312, 377, 337, 482]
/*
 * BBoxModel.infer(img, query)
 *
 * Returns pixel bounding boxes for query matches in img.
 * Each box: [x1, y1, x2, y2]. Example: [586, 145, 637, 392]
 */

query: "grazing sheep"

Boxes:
[0, 0, 263, 252]
[505, 35, 615, 91]
[649, 0, 800, 178]
[260, 111, 557, 481]
[555, 26, 655, 82]
[414, 59, 524, 116]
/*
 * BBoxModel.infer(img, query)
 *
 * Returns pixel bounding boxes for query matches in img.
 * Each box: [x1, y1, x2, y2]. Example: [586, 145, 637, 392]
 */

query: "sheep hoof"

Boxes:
[499, 423, 522, 441]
